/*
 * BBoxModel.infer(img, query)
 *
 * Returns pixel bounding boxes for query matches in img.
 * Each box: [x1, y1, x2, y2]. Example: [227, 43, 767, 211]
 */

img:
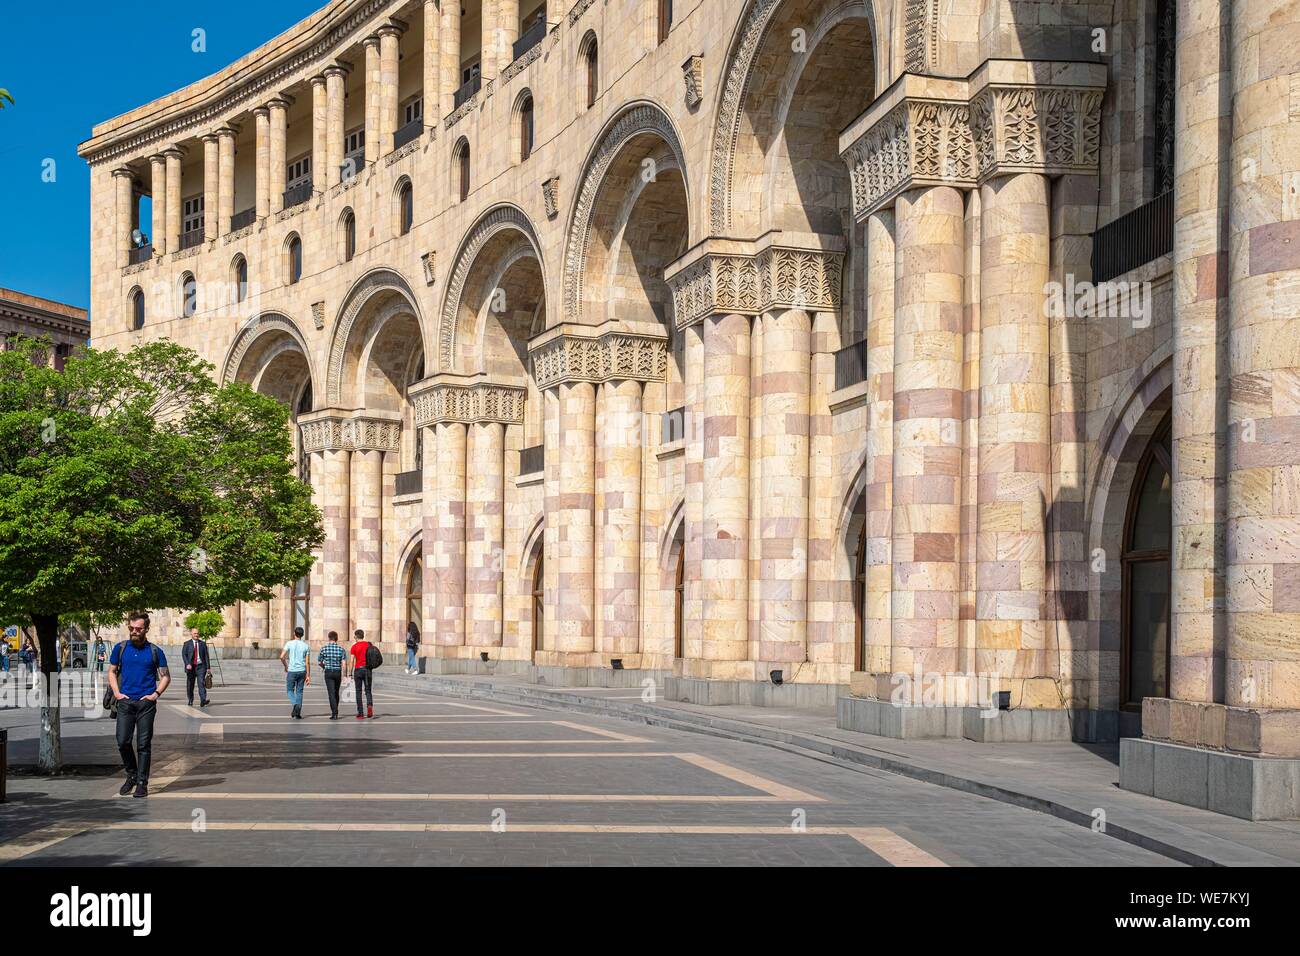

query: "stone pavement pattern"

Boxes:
[1, 678, 1177, 867]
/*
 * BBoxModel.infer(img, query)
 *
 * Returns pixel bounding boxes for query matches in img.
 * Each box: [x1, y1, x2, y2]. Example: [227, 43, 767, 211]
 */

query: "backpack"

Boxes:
[102, 641, 160, 717]
[365, 642, 384, 670]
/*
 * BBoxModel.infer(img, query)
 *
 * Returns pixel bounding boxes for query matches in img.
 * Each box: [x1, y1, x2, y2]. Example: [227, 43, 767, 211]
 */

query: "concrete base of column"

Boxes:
[665, 677, 848, 709]
[836, 696, 1121, 743]
[1120, 738, 1300, 821]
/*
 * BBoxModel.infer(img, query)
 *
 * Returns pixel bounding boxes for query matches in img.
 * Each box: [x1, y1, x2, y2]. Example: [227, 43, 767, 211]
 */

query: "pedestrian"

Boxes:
[404, 621, 420, 675]
[20, 636, 37, 689]
[107, 611, 170, 799]
[317, 630, 346, 720]
[93, 636, 108, 674]
[181, 626, 212, 708]
[347, 628, 374, 720]
[0, 641, 9, 674]
[280, 626, 311, 719]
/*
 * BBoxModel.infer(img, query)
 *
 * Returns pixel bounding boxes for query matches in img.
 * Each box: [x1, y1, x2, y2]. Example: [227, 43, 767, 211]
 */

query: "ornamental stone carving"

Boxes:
[299, 414, 403, 453]
[542, 176, 560, 219]
[682, 55, 703, 109]
[409, 375, 527, 427]
[838, 62, 1107, 221]
[528, 322, 669, 390]
[664, 236, 844, 331]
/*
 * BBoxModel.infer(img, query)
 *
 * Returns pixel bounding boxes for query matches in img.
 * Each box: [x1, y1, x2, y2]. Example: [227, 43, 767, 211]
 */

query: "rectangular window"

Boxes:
[462, 61, 480, 86]
[344, 127, 365, 155]
[403, 96, 423, 126]
[658, 0, 673, 44]
[287, 155, 312, 188]
[182, 195, 204, 235]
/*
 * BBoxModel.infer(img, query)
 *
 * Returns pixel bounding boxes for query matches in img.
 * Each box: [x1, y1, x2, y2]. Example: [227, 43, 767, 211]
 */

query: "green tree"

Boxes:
[183, 609, 226, 641]
[0, 89, 13, 109]
[0, 338, 322, 771]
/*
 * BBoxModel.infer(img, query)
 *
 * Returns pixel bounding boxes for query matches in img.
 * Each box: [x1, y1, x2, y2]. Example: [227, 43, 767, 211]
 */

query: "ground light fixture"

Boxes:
[480, 652, 489, 662]
[610, 658, 623, 669]
[770, 669, 783, 685]
[997, 691, 1011, 710]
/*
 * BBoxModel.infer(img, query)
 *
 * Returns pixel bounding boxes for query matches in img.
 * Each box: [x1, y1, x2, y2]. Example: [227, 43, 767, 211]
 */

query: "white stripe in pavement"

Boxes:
[146, 792, 813, 803]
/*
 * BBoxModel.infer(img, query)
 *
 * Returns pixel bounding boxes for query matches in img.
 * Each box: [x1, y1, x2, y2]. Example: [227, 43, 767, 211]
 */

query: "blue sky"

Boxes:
[0, 2, 323, 317]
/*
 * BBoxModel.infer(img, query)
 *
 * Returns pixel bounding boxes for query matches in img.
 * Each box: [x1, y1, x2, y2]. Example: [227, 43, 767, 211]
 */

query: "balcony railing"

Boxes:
[394, 119, 423, 150]
[520, 444, 544, 476]
[394, 469, 421, 496]
[834, 339, 868, 391]
[1091, 191, 1173, 284]
[178, 227, 205, 251]
[453, 73, 481, 110]
[513, 17, 547, 62]
[128, 244, 153, 265]
[230, 207, 256, 232]
[661, 406, 686, 444]
[283, 180, 313, 209]
[341, 149, 365, 181]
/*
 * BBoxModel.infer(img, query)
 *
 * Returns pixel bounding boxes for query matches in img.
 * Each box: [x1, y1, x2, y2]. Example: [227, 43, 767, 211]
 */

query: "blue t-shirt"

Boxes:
[109, 641, 167, 700]
[283, 638, 310, 673]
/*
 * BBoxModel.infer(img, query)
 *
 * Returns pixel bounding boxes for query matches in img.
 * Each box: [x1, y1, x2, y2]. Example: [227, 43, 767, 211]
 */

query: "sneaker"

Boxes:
[119, 777, 136, 796]
[133, 783, 148, 799]
[356, 714, 365, 720]
[329, 714, 338, 720]
[367, 706, 373, 719]
[200, 700, 210, 707]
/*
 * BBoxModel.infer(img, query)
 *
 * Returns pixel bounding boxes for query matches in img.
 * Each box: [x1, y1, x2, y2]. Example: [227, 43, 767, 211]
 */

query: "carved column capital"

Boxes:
[528, 321, 669, 390]
[409, 374, 527, 428]
[298, 410, 403, 452]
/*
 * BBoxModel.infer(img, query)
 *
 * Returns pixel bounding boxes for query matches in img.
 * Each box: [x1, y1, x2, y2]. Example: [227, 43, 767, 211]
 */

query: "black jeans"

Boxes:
[115, 699, 157, 783]
[185, 664, 208, 705]
[353, 667, 372, 714]
[323, 669, 342, 716]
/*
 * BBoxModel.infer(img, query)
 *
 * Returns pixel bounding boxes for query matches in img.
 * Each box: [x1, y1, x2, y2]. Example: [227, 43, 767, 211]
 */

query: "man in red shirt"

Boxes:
[346, 629, 374, 719]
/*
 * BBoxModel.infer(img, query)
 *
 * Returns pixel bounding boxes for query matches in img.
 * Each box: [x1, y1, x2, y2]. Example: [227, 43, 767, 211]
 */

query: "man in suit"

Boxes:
[181, 627, 212, 707]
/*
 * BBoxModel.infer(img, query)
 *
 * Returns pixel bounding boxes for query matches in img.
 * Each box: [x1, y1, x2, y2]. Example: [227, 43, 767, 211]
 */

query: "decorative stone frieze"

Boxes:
[567, 0, 597, 25]
[298, 412, 402, 453]
[502, 36, 546, 85]
[408, 374, 526, 427]
[444, 94, 477, 131]
[223, 224, 254, 245]
[528, 321, 669, 390]
[838, 61, 1106, 220]
[682, 56, 703, 109]
[384, 132, 427, 166]
[663, 233, 845, 331]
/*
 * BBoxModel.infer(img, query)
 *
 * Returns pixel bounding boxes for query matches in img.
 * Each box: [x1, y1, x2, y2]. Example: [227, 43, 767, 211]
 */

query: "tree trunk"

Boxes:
[32, 612, 62, 774]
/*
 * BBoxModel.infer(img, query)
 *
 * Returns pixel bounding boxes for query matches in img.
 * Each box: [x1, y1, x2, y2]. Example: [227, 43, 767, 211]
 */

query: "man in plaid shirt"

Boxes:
[317, 631, 347, 719]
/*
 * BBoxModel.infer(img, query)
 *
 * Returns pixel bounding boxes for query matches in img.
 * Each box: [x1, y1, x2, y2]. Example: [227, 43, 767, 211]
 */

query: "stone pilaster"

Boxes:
[314, 449, 350, 641]
[364, 35, 381, 165]
[891, 185, 965, 677]
[467, 421, 506, 649]
[433, 421, 467, 647]
[113, 167, 135, 268]
[378, 22, 405, 155]
[163, 145, 184, 255]
[148, 154, 166, 254]
[497, 0, 519, 70]
[217, 126, 237, 236]
[419, 423, 438, 640]
[423, 0, 441, 122]
[268, 95, 291, 214]
[552, 381, 596, 655]
[253, 106, 270, 219]
[349, 449, 384, 639]
[439, 0, 461, 118]
[597, 378, 644, 656]
[324, 64, 349, 187]
[201, 135, 219, 241]
[682, 324, 705, 662]
[480, 0, 499, 82]
[976, 172, 1053, 705]
[311, 76, 328, 194]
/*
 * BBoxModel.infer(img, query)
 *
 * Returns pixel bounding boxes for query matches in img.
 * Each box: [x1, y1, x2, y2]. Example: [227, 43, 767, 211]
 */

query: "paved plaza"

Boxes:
[0, 676, 1180, 867]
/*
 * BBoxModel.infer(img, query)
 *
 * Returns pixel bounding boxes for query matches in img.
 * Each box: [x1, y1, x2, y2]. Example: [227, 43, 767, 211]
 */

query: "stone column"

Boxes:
[433, 421, 467, 648]
[148, 154, 166, 254]
[1170, 0, 1231, 704]
[551, 382, 597, 655]
[311, 76, 328, 194]
[862, 208, 896, 677]
[324, 65, 348, 187]
[113, 167, 134, 268]
[315, 449, 351, 640]
[378, 24, 403, 155]
[976, 173, 1052, 698]
[682, 325, 705, 660]
[467, 421, 506, 649]
[497, 0, 519, 69]
[240, 601, 270, 649]
[201, 135, 219, 241]
[217, 126, 237, 235]
[423, 0, 441, 120]
[364, 35, 381, 165]
[702, 313, 751, 665]
[480, 0, 498, 82]
[268, 95, 291, 214]
[419, 424, 439, 641]
[890, 185, 965, 677]
[253, 107, 270, 219]
[1225, 0, 1300, 710]
[598, 379, 644, 656]
[349, 449, 383, 640]
[164, 145, 184, 255]
[756, 308, 811, 666]
[439, 0, 461, 117]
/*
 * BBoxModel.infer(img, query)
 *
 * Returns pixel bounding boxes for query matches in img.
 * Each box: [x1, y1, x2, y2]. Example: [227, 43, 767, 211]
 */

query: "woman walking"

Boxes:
[404, 622, 420, 675]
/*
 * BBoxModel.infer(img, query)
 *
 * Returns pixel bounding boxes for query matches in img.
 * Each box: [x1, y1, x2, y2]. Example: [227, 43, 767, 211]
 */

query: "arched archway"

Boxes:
[1121, 414, 1172, 710]
[326, 268, 428, 410]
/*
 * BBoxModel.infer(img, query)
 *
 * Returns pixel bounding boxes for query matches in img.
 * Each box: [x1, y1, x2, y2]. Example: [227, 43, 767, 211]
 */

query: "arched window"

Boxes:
[397, 180, 413, 236]
[1121, 415, 1172, 710]
[180, 272, 197, 318]
[582, 33, 599, 109]
[455, 138, 471, 203]
[853, 523, 866, 672]
[232, 255, 248, 303]
[519, 95, 535, 162]
[657, 0, 673, 44]
[130, 287, 145, 330]
[406, 552, 422, 633]
[291, 575, 309, 638]
[531, 551, 545, 656]
[286, 234, 303, 284]
[340, 208, 356, 261]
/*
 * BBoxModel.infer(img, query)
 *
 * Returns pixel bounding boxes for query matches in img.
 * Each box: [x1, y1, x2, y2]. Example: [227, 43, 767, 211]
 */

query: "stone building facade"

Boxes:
[0, 288, 90, 366]
[80, 0, 1300, 815]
